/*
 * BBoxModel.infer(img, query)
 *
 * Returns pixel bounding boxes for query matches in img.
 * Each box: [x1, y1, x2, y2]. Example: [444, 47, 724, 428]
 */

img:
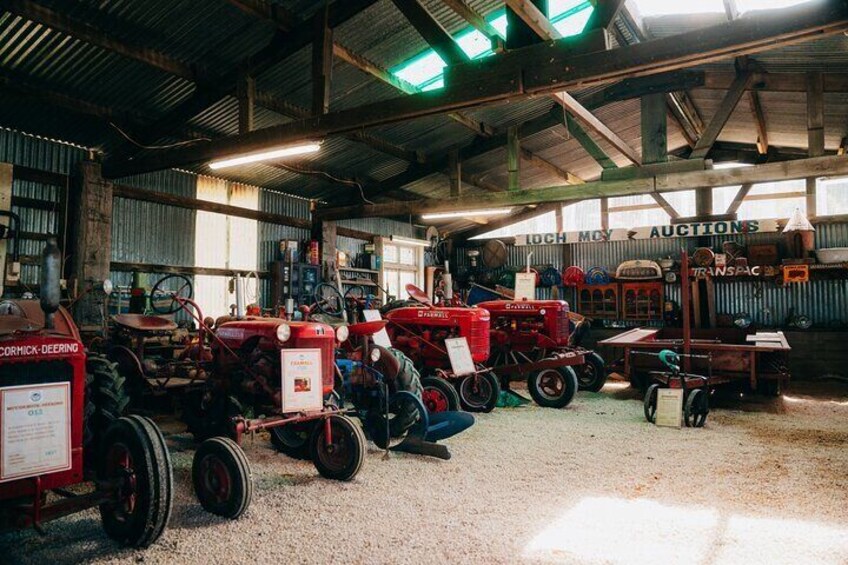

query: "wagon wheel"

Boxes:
[310, 414, 366, 481]
[527, 366, 578, 409]
[643, 384, 660, 423]
[457, 371, 500, 413]
[150, 274, 193, 314]
[269, 421, 315, 460]
[98, 415, 173, 548]
[192, 436, 253, 519]
[421, 375, 460, 413]
[684, 388, 709, 428]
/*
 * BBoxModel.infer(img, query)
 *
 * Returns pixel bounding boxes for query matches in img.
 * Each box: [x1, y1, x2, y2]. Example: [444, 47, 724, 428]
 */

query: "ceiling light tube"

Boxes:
[422, 208, 512, 220]
[390, 235, 431, 247]
[208, 142, 321, 170]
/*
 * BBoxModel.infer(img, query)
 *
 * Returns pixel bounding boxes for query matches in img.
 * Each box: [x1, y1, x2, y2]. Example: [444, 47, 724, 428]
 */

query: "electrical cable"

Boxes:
[275, 163, 375, 205]
[109, 122, 211, 150]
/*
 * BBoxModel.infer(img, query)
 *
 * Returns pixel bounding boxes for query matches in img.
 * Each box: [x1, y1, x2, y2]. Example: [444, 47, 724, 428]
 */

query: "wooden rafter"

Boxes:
[504, 0, 562, 40]
[440, 0, 503, 47]
[390, 0, 469, 65]
[312, 3, 334, 116]
[725, 183, 754, 214]
[102, 0, 848, 177]
[585, 0, 627, 31]
[748, 90, 768, 154]
[690, 70, 753, 159]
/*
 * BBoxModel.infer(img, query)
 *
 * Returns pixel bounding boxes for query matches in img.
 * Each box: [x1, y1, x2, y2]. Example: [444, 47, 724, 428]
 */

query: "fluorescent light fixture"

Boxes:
[390, 235, 430, 247]
[422, 208, 513, 220]
[208, 142, 321, 170]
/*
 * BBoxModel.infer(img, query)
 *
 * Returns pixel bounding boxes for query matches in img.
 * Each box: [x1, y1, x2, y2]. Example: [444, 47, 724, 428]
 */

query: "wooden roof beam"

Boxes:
[440, 0, 504, 49]
[690, 69, 752, 159]
[390, 0, 469, 65]
[585, 0, 627, 31]
[504, 0, 562, 40]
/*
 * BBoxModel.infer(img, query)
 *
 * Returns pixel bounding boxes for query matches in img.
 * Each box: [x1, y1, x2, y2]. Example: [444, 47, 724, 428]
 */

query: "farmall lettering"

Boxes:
[417, 310, 448, 319]
[504, 303, 538, 311]
[0, 342, 80, 358]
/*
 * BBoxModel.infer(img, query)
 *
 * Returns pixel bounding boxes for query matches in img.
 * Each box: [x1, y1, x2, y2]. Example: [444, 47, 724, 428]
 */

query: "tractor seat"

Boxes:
[347, 320, 388, 337]
[112, 313, 178, 332]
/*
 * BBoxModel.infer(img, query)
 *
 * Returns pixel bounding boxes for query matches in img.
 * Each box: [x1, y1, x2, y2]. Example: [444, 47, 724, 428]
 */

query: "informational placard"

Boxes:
[280, 349, 323, 413]
[363, 309, 392, 348]
[1, 383, 72, 482]
[445, 337, 476, 377]
[514, 272, 536, 301]
[655, 388, 684, 428]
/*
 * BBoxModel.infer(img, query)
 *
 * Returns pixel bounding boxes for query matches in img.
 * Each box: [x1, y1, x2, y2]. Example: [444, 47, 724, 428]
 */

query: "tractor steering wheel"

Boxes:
[150, 274, 193, 314]
[312, 283, 344, 317]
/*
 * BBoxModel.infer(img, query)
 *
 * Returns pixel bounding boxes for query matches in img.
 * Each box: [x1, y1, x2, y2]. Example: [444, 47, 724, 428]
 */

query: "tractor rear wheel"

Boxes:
[576, 352, 608, 392]
[269, 422, 314, 460]
[98, 415, 174, 548]
[421, 376, 460, 413]
[644, 384, 660, 423]
[85, 354, 130, 464]
[457, 371, 500, 413]
[192, 437, 252, 519]
[310, 415, 366, 481]
[528, 366, 578, 409]
[684, 389, 709, 428]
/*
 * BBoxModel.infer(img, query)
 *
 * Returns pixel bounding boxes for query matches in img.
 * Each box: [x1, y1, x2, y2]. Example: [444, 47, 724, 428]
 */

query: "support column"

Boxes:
[806, 71, 824, 217]
[507, 125, 520, 191]
[312, 3, 334, 117]
[237, 71, 255, 135]
[640, 93, 667, 164]
[448, 150, 461, 197]
[71, 161, 112, 328]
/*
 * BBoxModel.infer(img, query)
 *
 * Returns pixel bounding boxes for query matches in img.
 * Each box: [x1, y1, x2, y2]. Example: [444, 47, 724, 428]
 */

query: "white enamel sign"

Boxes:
[514, 272, 536, 301]
[363, 309, 392, 348]
[280, 349, 323, 413]
[655, 388, 684, 428]
[445, 337, 476, 377]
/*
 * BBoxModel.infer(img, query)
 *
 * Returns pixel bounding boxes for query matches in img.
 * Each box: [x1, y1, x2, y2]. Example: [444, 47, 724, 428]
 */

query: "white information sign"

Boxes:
[363, 309, 392, 348]
[655, 388, 684, 428]
[280, 349, 323, 413]
[445, 337, 476, 377]
[514, 272, 536, 301]
[1, 383, 72, 482]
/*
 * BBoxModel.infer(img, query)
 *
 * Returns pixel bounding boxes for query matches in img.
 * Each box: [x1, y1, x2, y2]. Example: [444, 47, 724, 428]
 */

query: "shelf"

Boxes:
[338, 266, 379, 274]
[341, 279, 378, 287]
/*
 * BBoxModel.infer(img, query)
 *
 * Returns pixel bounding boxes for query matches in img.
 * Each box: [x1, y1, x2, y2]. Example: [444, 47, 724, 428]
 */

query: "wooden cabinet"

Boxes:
[577, 284, 619, 319]
[621, 282, 663, 320]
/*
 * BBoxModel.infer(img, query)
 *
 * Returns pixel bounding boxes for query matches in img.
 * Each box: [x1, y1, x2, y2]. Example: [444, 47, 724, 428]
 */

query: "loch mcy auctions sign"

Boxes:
[516, 219, 781, 246]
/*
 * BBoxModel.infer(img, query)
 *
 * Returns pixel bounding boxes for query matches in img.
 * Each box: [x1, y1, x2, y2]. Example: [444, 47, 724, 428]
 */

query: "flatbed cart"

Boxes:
[636, 350, 712, 427]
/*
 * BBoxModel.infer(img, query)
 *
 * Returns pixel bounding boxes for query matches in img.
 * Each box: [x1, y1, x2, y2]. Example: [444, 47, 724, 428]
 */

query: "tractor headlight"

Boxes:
[335, 325, 349, 343]
[276, 323, 291, 342]
[370, 348, 382, 363]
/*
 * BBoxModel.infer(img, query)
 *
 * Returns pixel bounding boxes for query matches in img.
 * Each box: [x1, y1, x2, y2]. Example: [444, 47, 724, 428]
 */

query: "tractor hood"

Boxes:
[214, 317, 336, 350]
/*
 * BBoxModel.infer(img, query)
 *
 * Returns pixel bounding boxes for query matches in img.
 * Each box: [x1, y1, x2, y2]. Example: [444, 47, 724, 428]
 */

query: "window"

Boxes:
[817, 177, 848, 216]
[383, 242, 423, 301]
[713, 179, 807, 221]
[630, 0, 811, 16]
[470, 200, 603, 239]
[391, 2, 594, 92]
[608, 192, 695, 229]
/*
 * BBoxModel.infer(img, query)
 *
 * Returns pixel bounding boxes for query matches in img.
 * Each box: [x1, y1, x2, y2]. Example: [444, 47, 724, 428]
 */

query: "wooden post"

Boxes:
[0, 163, 12, 295]
[72, 161, 112, 328]
[696, 187, 713, 218]
[448, 150, 461, 197]
[600, 197, 610, 231]
[555, 205, 564, 233]
[312, 3, 334, 116]
[806, 71, 824, 217]
[237, 71, 255, 135]
[507, 125, 520, 191]
[641, 93, 667, 164]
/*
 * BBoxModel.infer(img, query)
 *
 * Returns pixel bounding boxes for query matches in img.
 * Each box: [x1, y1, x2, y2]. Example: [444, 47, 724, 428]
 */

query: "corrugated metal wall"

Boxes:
[456, 223, 848, 328]
[336, 218, 424, 258]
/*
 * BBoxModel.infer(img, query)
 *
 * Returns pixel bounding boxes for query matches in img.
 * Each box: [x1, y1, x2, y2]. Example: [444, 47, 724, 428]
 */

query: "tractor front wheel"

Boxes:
[192, 437, 252, 519]
[528, 366, 578, 409]
[98, 415, 174, 548]
[309, 415, 366, 481]
[684, 389, 709, 428]
[421, 376, 460, 413]
[457, 371, 499, 413]
[644, 384, 660, 423]
[576, 352, 608, 392]
[269, 422, 314, 460]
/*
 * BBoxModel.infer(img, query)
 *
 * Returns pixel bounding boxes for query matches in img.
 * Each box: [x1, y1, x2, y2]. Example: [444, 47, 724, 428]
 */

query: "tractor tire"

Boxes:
[457, 371, 500, 413]
[192, 437, 253, 519]
[370, 347, 423, 439]
[183, 391, 242, 442]
[85, 354, 130, 464]
[576, 352, 608, 392]
[98, 415, 174, 548]
[269, 422, 315, 460]
[309, 415, 366, 481]
[528, 366, 578, 409]
[421, 376, 460, 413]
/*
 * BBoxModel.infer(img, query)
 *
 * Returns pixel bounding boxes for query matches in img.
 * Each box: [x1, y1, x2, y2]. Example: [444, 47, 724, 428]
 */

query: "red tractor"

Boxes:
[477, 299, 607, 407]
[162, 291, 365, 519]
[382, 286, 500, 413]
[0, 239, 173, 547]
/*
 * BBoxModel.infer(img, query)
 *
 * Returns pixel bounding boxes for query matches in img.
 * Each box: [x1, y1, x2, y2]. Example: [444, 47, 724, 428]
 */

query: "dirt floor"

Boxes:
[3, 380, 847, 565]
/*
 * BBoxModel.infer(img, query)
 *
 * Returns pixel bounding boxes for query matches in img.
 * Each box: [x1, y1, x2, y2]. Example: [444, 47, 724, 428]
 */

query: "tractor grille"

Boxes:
[0, 360, 74, 387]
[556, 310, 569, 340]
[292, 337, 335, 386]
[468, 319, 490, 361]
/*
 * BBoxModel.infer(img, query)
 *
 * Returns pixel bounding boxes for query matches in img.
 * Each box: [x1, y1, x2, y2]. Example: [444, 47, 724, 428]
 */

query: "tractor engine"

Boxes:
[211, 318, 340, 415]
[384, 306, 490, 371]
[477, 300, 570, 352]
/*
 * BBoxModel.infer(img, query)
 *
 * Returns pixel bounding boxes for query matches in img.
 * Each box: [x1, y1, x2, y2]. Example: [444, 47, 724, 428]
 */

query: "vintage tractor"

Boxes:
[157, 290, 365, 520]
[0, 239, 173, 547]
[477, 299, 608, 405]
[382, 285, 500, 413]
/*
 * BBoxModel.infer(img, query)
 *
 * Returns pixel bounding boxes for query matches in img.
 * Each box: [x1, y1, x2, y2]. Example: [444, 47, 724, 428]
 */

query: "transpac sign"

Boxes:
[515, 219, 781, 246]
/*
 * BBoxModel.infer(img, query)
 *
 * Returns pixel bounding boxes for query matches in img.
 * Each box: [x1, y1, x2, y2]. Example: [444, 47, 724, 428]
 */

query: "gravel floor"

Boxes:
[3, 381, 847, 565]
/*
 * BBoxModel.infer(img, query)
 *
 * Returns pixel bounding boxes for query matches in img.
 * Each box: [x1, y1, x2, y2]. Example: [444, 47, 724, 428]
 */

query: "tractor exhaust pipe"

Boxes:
[40, 237, 61, 330]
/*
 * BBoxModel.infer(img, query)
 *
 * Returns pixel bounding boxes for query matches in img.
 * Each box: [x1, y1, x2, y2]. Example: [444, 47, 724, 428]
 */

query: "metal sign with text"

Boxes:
[515, 219, 782, 246]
